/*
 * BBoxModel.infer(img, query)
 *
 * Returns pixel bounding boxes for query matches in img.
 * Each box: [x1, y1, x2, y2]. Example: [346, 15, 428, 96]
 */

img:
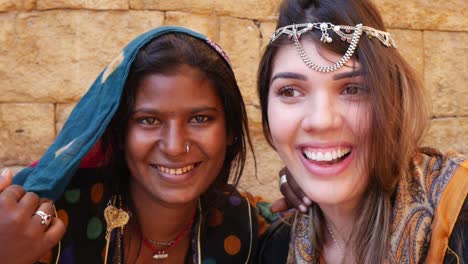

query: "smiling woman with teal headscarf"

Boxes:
[6, 26, 276, 263]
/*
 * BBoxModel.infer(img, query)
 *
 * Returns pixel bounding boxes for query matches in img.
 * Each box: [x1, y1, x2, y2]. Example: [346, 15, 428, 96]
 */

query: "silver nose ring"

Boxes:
[185, 143, 191, 153]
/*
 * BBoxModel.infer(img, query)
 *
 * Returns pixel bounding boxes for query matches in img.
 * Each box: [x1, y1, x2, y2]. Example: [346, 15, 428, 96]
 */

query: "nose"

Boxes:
[159, 121, 188, 156]
[301, 92, 342, 131]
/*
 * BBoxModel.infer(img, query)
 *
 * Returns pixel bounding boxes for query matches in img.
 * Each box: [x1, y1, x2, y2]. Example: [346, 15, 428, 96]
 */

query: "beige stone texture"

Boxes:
[424, 117, 468, 155]
[0, 0, 466, 201]
[0, 0, 35, 11]
[374, 0, 467, 31]
[214, 0, 281, 20]
[56, 103, 75, 133]
[0, 14, 14, 100]
[37, 0, 128, 10]
[424, 31, 468, 117]
[0, 103, 55, 166]
[130, 0, 215, 14]
[165, 12, 219, 42]
[260, 21, 276, 52]
[239, 104, 283, 201]
[389, 29, 424, 77]
[219, 17, 260, 106]
[0, 10, 164, 103]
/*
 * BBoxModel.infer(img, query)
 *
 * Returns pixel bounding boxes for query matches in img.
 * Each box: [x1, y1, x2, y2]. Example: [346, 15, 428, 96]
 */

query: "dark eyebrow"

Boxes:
[271, 72, 308, 83]
[189, 106, 220, 114]
[332, 69, 363, 80]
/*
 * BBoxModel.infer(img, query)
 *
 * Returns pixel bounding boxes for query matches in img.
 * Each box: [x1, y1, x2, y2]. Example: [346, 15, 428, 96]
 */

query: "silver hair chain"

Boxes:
[269, 22, 396, 72]
[292, 23, 362, 72]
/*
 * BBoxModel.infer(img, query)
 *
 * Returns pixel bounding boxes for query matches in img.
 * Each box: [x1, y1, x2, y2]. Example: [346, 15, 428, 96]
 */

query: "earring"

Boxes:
[185, 143, 191, 153]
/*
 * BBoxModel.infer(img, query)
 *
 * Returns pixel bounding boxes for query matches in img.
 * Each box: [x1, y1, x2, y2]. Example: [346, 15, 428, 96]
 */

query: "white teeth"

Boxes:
[157, 164, 195, 175]
[304, 147, 350, 161]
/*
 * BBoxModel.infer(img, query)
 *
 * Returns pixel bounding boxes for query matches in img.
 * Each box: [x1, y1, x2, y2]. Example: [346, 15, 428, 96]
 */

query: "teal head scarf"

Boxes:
[13, 26, 232, 201]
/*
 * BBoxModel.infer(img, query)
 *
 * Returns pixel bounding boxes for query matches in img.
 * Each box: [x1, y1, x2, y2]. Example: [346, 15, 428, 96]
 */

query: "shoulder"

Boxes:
[411, 148, 467, 203]
[413, 147, 466, 180]
[53, 167, 109, 263]
[256, 216, 292, 264]
[413, 148, 468, 263]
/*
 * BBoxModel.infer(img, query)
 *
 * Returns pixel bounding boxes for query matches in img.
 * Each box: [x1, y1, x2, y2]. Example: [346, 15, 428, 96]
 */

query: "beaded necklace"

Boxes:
[141, 211, 196, 260]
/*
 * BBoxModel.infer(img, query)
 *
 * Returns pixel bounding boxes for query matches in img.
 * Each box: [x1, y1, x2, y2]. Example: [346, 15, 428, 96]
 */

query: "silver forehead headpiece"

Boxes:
[269, 23, 397, 72]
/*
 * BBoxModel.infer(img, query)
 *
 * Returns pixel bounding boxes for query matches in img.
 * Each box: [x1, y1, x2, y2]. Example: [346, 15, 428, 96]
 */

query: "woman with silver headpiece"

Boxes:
[257, 0, 467, 263]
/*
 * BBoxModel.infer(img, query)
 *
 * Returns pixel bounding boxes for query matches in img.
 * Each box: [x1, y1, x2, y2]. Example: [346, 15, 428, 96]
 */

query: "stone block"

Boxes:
[260, 21, 276, 52]
[165, 12, 218, 42]
[374, 0, 467, 31]
[0, 103, 55, 166]
[130, 0, 214, 14]
[56, 103, 76, 133]
[219, 17, 260, 105]
[239, 133, 283, 202]
[214, 0, 281, 20]
[0, 0, 35, 11]
[389, 29, 423, 77]
[423, 117, 468, 155]
[0, 10, 164, 103]
[37, 0, 128, 10]
[0, 15, 15, 96]
[424, 31, 468, 117]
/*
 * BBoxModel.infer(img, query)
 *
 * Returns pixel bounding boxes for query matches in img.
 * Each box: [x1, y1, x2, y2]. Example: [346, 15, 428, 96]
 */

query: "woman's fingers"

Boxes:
[0, 168, 13, 192]
[32, 201, 54, 230]
[0, 184, 26, 204]
[0, 184, 65, 264]
[43, 216, 66, 250]
[270, 198, 288, 213]
[279, 167, 311, 213]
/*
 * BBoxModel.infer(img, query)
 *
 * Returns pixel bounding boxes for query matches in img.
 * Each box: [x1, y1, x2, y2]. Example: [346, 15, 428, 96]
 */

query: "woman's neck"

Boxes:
[130, 190, 198, 241]
[318, 197, 360, 243]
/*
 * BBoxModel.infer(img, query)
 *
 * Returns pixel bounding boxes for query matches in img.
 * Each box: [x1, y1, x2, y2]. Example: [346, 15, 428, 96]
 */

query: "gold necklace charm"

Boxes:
[103, 197, 130, 264]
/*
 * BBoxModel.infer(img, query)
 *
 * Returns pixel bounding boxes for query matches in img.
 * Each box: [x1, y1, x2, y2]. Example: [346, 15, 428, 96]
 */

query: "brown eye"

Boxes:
[342, 85, 367, 96]
[343, 86, 359, 95]
[138, 117, 160, 125]
[280, 87, 299, 97]
[189, 115, 210, 123]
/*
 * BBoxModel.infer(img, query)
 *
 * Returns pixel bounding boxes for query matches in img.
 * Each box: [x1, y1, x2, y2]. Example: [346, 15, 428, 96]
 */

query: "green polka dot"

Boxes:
[86, 217, 103, 240]
[202, 258, 216, 264]
[64, 189, 80, 203]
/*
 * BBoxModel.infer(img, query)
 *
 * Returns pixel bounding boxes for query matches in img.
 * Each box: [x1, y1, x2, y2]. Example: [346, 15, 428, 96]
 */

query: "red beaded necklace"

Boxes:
[142, 211, 196, 260]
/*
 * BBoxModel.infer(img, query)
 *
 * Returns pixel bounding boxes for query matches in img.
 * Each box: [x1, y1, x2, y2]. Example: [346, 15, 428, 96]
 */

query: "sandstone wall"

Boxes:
[1, 0, 466, 201]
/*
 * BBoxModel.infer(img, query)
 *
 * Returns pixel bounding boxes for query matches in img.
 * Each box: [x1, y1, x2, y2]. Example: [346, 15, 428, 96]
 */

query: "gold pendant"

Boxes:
[153, 252, 169, 259]
[103, 202, 130, 264]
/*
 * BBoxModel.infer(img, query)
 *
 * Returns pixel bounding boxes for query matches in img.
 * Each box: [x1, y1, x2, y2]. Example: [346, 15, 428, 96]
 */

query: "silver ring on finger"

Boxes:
[279, 174, 288, 187]
[34, 210, 52, 226]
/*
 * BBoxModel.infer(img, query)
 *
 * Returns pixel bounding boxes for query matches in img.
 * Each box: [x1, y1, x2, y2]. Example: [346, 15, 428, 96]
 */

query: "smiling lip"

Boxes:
[151, 162, 200, 184]
[298, 144, 353, 177]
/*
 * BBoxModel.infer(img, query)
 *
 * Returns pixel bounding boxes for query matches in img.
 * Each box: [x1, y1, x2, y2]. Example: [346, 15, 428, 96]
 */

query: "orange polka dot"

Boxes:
[224, 235, 241, 255]
[207, 208, 223, 227]
[57, 209, 69, 227]
[91, 183, 104, 204]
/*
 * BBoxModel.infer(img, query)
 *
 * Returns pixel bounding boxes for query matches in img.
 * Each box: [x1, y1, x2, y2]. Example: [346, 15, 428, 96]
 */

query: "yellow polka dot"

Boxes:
[57, 209, 69, 228]
[207, 208, 223, 227]
[91, 183, 104, 204]
[224, 235, 241, 255]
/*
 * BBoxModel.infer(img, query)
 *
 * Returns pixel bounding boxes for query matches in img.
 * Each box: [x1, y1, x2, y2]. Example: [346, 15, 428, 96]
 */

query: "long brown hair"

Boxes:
[257, 0, 429, 262]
